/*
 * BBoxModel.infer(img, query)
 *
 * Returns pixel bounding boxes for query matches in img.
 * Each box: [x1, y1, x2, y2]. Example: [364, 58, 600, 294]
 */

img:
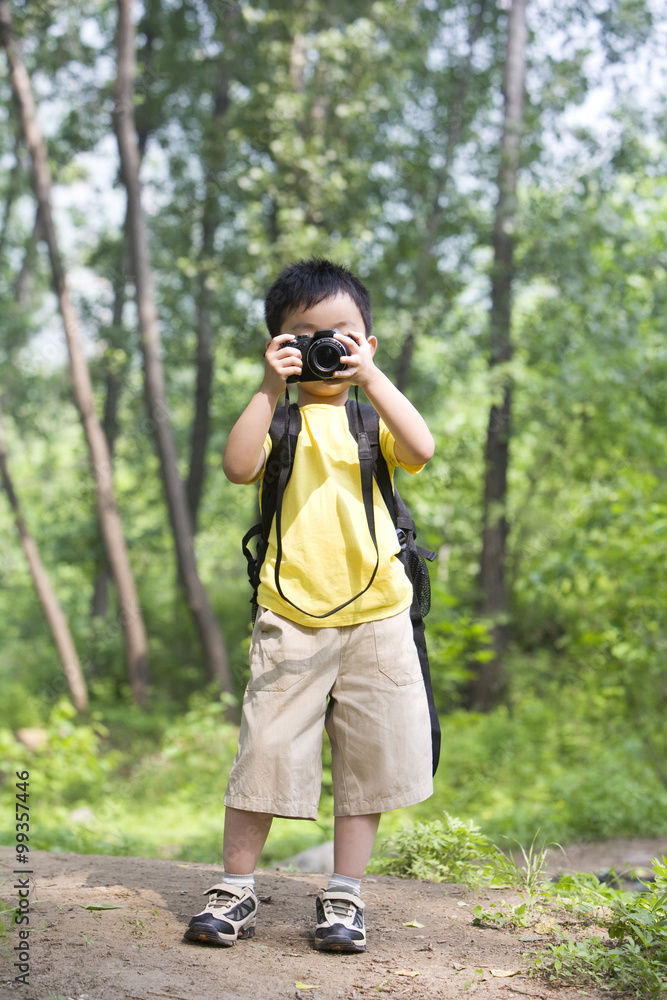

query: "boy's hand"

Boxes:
[262, 333, 302, 395]
[333, 330, 378, 387]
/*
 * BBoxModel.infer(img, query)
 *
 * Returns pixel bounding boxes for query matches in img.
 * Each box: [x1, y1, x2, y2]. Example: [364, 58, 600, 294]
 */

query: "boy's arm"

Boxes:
[223, 334, 302, 483]
[334, 331, 435, 467]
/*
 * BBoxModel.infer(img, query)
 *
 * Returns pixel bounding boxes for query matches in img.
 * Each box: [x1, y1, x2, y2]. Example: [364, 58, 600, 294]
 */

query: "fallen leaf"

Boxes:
[294, 983, 320, 991]
[403, 919, 424, 928]
[490, 968, 521, 978]
[394, 969, 420, 978]
[81, 904, 123, 910]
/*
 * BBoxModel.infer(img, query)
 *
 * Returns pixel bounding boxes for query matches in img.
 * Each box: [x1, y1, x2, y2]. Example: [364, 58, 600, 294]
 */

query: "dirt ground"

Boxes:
[1, 840, 665, 1000]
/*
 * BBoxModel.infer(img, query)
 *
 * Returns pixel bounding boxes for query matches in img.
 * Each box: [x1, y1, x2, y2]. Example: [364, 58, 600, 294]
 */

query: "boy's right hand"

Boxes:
[262, 333, 302, 395]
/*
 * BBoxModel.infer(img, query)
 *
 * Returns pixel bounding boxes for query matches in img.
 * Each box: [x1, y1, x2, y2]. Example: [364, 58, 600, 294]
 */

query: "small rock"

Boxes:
[278, 841, 334, 873]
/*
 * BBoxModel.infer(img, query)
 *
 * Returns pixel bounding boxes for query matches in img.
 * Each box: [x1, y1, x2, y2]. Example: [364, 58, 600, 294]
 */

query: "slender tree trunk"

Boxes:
[187, 43, 235, 531]
[396, 0, 489, 394]
[113, 0, 232, 693]
[469, 0, 528, 711]
[91, 239, 129, 620]
[89, 366, 123, 616]
[0, 405, 89, 713]
[0, 0, 150, 708]
[187, 269, 214, 534]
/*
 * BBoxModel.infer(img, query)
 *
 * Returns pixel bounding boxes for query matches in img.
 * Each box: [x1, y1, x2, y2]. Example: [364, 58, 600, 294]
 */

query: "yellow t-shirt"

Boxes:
[255, 404, 423, 626]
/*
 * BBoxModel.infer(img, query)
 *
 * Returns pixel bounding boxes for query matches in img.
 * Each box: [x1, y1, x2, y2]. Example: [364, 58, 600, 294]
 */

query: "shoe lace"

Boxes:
[207, 889, 236, 909]
[327, 897, 357, 920]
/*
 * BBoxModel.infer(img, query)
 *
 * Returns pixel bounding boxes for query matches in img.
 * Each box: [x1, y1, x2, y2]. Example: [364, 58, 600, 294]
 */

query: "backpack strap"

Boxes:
[241, 402, 301, 622]
[345, 397, 392, 515]
[346, 397, 435, 568]
[346, 394, 440, 776]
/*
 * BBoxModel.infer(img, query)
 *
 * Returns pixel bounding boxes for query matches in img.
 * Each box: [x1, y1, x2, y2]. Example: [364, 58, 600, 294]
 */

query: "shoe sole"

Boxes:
[315, 933, 366, 953]
[183, 922, 256, 947]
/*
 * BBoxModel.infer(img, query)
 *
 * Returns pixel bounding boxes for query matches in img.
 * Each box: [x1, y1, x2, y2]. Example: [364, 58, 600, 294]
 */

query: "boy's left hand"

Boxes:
[333, 330, 378, 387]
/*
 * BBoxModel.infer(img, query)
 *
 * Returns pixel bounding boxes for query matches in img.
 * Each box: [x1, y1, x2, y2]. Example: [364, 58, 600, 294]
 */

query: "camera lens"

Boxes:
[308, 338, 347, 377]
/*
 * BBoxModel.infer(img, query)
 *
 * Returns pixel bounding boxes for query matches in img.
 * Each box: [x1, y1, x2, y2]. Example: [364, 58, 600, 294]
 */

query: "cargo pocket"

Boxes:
[373, 611, 422, 687]
[247, 608, 314, 693]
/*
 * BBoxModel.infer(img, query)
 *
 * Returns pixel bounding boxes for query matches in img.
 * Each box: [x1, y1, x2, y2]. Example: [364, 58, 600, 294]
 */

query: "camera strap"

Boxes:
[271, 389, 380, 619]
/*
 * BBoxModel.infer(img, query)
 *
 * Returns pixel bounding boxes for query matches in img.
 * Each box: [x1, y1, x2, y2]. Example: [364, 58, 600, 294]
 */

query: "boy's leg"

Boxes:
[223, 806, 273, 875]
[332, 813, 381, 878]
[315, 813, 380, 953]
[184, 808, 272, 947]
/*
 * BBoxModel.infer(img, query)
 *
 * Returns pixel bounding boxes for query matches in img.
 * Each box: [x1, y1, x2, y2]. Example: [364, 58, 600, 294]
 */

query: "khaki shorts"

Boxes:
[224, 606, 434, 819]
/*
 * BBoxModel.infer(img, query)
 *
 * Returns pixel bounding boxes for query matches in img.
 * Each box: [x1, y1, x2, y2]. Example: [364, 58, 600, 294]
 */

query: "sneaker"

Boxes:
[314, 889, 366, 952]
[183, 882, 257, 947]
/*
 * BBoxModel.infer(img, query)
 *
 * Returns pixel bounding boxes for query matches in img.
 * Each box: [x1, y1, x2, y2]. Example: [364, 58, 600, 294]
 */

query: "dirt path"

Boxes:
[1, 842, 664, 1000]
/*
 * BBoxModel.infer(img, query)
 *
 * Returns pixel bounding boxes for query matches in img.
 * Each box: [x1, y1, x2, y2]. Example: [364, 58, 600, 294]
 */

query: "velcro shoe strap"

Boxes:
[203, 882, 248, 898]
[321, 890, 365, 909]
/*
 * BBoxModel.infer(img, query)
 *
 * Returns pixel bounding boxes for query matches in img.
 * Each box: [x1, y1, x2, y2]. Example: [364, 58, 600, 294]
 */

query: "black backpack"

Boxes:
[241, 394, 441, 775]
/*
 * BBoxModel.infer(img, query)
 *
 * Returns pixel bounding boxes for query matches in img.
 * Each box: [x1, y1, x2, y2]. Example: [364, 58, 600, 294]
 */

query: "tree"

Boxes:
[0, 403, 89, 713]
[113, 0, 232, 694]
[468, 0, 528, 711]
[0, 0, 150, 708]
[186, 3, 241, 532]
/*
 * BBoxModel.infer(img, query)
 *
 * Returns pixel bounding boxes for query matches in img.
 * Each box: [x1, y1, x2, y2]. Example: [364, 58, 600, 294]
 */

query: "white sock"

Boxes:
[327, 873, 362, 897]
[222, 870, 255, 892]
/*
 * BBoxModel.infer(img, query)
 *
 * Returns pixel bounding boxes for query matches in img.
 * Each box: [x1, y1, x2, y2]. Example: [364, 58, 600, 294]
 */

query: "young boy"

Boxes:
[185, 258, 434, 953]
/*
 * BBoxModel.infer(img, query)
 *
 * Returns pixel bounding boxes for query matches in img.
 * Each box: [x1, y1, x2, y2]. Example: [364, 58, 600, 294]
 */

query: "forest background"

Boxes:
[0, 0, 666, 868]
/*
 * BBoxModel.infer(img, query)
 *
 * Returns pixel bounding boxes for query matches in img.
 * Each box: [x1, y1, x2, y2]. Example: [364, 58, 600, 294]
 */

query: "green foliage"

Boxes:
[472, 899, 531, 930]
[539, 858, 667, 997]
[0, 693, 236, 860]
[369, 812, 505, 887]
[413, 641, 667, 847]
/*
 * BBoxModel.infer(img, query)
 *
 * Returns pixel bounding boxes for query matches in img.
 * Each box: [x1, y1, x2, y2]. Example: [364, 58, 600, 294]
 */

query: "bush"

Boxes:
[369, 812, 504, 886]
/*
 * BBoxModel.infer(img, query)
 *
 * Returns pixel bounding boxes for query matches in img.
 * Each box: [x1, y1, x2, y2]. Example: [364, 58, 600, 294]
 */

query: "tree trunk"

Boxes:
[91, 239, 129, 620]
[0, 405, 89, 713]
[0, 0, 150, 709]
[187, 40, 235, 531]
[186, 269, 214, 534]
[113, 0, 232, 694]
[469, 0, 528, 712]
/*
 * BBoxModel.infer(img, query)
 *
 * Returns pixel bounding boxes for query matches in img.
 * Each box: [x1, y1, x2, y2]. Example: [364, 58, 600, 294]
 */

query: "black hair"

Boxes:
[264, 257, 373, 338]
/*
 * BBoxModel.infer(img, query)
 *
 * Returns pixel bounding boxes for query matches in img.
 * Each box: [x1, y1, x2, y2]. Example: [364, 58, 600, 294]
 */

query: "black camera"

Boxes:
[286, 328, 350, 383]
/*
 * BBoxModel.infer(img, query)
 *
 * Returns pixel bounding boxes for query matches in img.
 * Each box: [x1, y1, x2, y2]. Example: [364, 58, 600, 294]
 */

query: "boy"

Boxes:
[185, 258, 434, 953]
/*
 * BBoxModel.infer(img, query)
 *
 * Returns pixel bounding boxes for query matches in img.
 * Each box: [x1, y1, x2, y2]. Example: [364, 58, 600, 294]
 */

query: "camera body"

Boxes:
[286, 328, 350, 383]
